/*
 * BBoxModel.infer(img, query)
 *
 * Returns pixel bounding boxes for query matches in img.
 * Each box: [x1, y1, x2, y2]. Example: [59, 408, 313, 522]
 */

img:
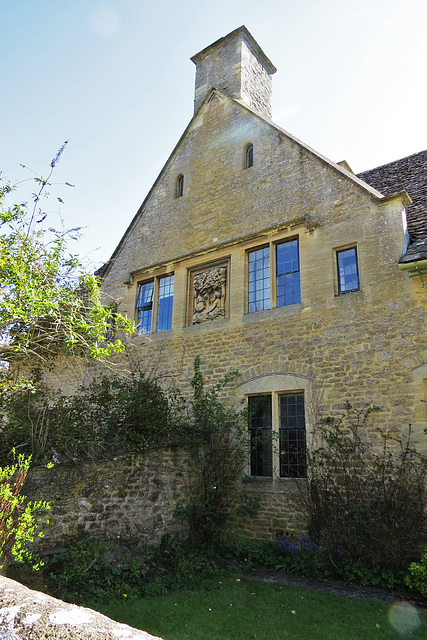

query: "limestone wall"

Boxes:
[25, 447, 189, 552]
[33, 68, 426, 546]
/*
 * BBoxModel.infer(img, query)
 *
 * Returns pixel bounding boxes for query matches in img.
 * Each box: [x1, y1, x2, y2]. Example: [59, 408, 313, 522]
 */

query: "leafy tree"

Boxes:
[0, 145, 133, 566]
[0, 143, 134, 379]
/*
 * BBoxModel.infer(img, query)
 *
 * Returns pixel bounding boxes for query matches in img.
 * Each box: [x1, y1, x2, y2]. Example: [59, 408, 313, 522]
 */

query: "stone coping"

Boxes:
[0, 576, 163, 640]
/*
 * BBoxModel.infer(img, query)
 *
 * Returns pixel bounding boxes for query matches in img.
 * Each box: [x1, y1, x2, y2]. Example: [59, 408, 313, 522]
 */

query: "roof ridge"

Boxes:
[357, 148, 427, 176]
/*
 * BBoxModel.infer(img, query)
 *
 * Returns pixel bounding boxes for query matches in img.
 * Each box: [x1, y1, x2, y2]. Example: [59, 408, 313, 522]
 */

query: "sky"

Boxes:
[2, 0, 427, 268]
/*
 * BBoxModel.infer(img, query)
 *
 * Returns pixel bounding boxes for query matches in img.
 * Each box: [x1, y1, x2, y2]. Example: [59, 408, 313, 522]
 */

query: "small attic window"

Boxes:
[176, 174, 184, 198]
[245, 144, 254, 169]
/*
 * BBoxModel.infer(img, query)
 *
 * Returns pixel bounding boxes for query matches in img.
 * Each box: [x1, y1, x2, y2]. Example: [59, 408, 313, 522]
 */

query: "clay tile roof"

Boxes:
[357, 150, 427, 243]
[357, 150, 427, 263]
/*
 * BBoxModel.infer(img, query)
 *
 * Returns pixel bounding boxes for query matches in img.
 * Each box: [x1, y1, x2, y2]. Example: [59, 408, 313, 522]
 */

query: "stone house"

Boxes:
[60, 26, 427, 541]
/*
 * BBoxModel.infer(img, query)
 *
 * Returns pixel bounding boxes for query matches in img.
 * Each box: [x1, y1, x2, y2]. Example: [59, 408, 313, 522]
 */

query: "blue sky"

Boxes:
[2, 0, 427, 267]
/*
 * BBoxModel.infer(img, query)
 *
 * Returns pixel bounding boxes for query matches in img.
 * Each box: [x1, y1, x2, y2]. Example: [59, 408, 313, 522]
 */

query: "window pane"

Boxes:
[136, 281, 154, 308]
[245, 144, 253, 168]
[138, 308, 152, 335]
[276, 239, 301, 306]
[157, 275, 174, 331]
[248, 395, 272, 477]
[279, 393, 306, 478]
[248, 248, 270, 313]
[337, 247, 359, 293]
[136, 281, 154, 334]
[176, 175, 184, 197]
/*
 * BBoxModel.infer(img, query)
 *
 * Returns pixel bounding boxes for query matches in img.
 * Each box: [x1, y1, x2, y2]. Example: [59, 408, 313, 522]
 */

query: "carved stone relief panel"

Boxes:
[191, 265, 227, 324]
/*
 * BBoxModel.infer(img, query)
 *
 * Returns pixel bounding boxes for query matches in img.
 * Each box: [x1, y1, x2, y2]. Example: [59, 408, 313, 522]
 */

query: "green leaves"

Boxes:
[0, 154, 135, 371]
[0, 452, 50, 568]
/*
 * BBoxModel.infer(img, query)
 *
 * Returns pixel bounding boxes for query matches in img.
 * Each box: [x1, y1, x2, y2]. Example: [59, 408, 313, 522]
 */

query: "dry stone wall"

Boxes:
[24, 447, 189, 552]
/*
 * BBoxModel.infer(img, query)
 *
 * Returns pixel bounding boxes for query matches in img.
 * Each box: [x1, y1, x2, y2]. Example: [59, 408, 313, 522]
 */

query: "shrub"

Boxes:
[177, 357, 250, 547]
[406, 545, 427, 597]
[0, 372, 187, 464]
[300, 403, 427, 571]
[221, 537, 283, 568]
[47, 535, 218, 604]
[219, 534, 406, 590]
[0, 453, 50, 569]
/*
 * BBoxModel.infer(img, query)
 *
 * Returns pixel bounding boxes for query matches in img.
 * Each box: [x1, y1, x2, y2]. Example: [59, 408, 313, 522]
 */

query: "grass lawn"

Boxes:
[94, 575, 426, 640]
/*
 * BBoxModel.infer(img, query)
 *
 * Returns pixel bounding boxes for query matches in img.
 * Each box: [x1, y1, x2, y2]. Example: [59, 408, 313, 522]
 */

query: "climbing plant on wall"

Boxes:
[175, 356, 250, 547]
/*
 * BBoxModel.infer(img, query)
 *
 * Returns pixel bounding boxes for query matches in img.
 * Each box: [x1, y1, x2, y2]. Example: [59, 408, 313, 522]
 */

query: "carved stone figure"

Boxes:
[192, 266, 227, 324]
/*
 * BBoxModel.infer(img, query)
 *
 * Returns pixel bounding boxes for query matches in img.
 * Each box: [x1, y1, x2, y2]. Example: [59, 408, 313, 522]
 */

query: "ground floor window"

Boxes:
[248, 392, 306, 478]
[248, 395, 272, 476]
[279, 392, 306, 477]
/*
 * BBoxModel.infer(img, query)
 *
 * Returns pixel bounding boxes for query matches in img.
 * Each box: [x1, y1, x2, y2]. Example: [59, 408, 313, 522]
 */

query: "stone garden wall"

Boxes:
[24, 447, 189, 552]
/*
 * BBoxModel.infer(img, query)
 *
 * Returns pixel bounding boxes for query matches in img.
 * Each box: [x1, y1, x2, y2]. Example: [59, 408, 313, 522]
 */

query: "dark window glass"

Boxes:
[248, 247, 270, 313]
[276, 239, 301, 306]
[279, 393, 306, 478]
[176, 175, 184, 198]
[248, 395, 272, 477]
[337, 247, 359, 294]
[136, 281, 154, 334]
[245, 144, 253, 168]
[157, 275, 174, 331]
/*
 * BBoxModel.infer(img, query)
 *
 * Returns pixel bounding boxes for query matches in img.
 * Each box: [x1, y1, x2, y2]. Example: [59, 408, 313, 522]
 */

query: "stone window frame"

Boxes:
[334, 243, 360, 295]
[175, 174, 184, 198]
[244, 143, 254, 169]
[247, 391, 306, 479]
[247, 235, 301, 314]
[240, 373, 311, 481]
[135, 270, 175, 334]
[186, 257, 230, 326]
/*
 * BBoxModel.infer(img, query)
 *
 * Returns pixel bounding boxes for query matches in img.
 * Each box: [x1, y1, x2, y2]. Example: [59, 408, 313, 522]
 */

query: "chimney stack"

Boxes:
[191, 26, 276, 119]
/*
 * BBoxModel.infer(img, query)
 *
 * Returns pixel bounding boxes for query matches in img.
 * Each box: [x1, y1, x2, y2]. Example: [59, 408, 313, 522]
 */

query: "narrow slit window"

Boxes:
[245, 144, 254, 169]
[176, 174, 184, 198]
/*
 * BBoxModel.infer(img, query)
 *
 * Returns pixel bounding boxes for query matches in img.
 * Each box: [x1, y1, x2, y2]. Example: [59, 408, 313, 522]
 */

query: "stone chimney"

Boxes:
[191, 26, 276, 119]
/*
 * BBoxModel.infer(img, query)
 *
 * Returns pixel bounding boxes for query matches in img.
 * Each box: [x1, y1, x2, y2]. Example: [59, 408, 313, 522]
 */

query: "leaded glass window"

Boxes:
[337, 247, 359, 294]
[136, 281, 154, 334]
[157, 275, 174, 331]
[279, 393, 306, 478]
[276, 239, 301, 306]
[248, 395, 272, 477]
[248, 247, 270, 313]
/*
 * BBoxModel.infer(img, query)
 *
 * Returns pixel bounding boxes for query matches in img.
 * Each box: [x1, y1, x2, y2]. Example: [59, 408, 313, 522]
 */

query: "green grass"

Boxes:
[93, 575, 427, 640]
